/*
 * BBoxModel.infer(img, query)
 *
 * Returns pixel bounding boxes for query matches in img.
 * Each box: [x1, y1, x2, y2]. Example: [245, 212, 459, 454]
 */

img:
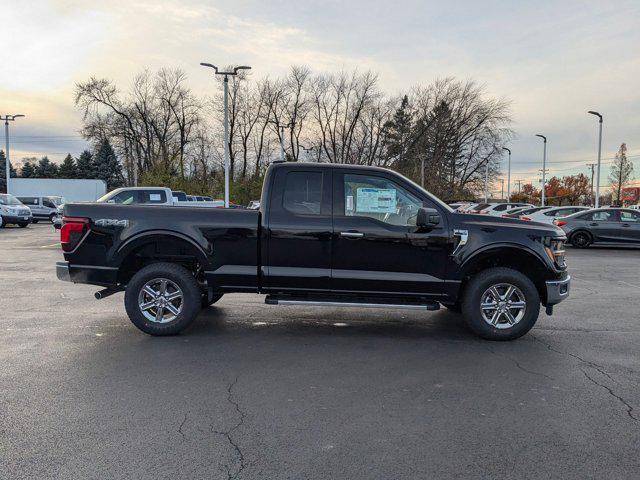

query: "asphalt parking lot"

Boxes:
[1, 223, 640, 479]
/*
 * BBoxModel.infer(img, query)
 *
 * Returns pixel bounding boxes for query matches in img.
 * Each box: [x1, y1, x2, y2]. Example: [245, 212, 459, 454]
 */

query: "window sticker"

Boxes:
[356, 188, 396, 213]
[346, 195, 354, 213]
[149, 193, 162, 201]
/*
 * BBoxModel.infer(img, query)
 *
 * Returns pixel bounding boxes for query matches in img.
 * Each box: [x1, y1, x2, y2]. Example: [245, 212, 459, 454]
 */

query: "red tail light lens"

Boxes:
[60, 217, 90, 252]
[520, 216, 531, 221]
[554, 220, 567, 227]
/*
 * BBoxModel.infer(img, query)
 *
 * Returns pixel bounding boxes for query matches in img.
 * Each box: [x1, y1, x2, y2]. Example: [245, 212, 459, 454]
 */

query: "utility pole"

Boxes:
[270, 121, 293, 161]
[200, 63, 251, 208]
[535, 134, 547, 206]
[500, 179, 504, 200]
[1, 114, 25, 194]
[587, 163, 596, 206]
[502, 147, 511, 200]
[515, 179, 523, 194]
[588, 111, 603, 208]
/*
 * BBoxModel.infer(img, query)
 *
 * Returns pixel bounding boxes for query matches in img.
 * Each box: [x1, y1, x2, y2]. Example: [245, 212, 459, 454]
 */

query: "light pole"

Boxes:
[200, 63, 251, 208]
[588, 111, 603, 208]
[1, 114, 25, 194]
[484, 159, 490, 203]
[535, 134, 547, 206]
[502, 147, 511, 201]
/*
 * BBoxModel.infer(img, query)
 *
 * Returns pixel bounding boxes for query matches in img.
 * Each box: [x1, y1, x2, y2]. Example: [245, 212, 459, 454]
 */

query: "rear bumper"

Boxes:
[545, 275, 570, 305]
[56, 261, 118, 286]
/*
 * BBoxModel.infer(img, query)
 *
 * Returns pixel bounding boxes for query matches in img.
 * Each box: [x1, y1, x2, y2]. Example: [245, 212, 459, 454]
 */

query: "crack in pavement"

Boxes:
[178, 412, 188, 440]
[211, 377, 247, 480]
[531, 334, 616, 383]
[485, 345, 554, 380]
[581, 369, 638, 423]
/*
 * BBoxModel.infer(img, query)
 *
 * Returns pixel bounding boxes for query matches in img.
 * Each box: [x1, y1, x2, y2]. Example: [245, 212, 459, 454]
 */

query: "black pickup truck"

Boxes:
[56, 162, 570, 340]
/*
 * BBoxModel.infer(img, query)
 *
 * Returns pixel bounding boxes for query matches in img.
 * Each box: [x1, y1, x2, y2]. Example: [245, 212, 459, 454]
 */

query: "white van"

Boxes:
[16, 196, 65, 223]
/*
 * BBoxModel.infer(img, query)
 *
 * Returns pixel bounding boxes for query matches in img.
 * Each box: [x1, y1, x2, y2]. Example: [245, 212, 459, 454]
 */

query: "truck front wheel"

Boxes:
[124, 262, 202, 336]
[461, 267, 540, 341]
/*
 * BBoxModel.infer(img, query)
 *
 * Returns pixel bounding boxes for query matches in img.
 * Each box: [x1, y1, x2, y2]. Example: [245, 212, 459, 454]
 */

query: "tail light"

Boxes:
[60, 217, 90, 252]
[554, 220, 567, 227]
[520, 216, 531, 221]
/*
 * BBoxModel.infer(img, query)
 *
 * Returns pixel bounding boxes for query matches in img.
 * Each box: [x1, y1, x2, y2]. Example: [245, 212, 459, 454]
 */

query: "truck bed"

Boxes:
[62, 203, 260, 289]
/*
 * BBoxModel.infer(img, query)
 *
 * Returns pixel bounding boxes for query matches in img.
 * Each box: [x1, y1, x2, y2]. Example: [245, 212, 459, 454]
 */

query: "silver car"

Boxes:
[0, 194, 32, 228]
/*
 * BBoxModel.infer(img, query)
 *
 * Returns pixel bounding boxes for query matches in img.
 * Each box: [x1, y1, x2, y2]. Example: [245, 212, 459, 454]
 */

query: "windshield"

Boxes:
[472, 203, 491, 211]
[172, 191, 187, 201]
[0, 194, 23, 206]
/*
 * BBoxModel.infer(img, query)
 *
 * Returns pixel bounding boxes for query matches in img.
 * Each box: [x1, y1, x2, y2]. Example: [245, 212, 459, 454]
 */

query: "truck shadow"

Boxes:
[186, 307, 482, 343]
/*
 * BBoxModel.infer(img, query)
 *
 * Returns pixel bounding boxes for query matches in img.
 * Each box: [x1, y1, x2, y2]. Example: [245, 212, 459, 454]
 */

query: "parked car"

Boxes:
[501, 207, 531, 218]
[0, 194, 32, 228]
[555, 208, 640, 247]
[524, 206, 591, 224]
[56, 162, 570, 341]
[476, 203, 534, 216]
[16, 195, 65, 223]
[516, 206, 554, 220]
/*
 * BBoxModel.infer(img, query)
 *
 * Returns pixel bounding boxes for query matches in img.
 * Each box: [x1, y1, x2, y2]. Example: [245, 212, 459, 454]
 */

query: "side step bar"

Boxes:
[265, 295, 440, 311]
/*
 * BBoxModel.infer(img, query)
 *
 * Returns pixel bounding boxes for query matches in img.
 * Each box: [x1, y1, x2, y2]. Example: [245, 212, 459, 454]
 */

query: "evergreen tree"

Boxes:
[34, 156, 59, 178]
[382, 95, 413, 166]
[20, 161, 36, 178]
[76, 150, 95, 178]
[0, 150, 20, 192]
[93, 138, 124, 189]
[58, 154, 78, 178]
[609, 143, 634, 205]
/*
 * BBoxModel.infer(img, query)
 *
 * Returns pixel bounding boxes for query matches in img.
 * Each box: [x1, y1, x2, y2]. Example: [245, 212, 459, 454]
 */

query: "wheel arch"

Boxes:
[114, 231, 212, 285]
[458, 244, 551, 304]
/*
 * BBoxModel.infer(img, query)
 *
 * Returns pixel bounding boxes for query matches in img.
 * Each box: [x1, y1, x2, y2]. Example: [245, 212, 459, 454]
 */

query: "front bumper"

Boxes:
[2, 214, 32, 223]
[545, 275, 570, 305]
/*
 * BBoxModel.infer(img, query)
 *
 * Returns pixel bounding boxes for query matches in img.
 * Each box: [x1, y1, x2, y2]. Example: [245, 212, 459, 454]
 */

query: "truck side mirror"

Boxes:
[417, 207, 441, 228]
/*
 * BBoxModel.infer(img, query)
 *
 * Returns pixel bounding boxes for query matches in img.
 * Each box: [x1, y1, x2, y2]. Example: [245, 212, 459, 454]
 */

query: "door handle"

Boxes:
[589, 223, 598, 226]
[622, 223, 630, 227]
[340, 231, 364, 238]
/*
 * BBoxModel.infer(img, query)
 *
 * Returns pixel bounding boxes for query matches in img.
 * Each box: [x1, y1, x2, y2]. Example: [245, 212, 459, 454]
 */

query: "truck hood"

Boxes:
[452, 213, 566, 238]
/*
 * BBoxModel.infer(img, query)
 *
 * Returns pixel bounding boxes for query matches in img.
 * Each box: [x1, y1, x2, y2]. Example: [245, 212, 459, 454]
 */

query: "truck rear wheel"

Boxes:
[461, 267, 540, 341]
[124, 262, 201, 336]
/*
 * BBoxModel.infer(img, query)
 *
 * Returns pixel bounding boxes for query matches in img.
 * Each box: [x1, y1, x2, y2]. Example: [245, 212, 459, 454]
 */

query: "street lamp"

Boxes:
[484, 159, 490, 203]
[502, 147, 511, 201]
[200, 63, 251, 208]
[1, 114, 25, 195]
[535, 134, 547, 206]
[588, 111, 603, 208]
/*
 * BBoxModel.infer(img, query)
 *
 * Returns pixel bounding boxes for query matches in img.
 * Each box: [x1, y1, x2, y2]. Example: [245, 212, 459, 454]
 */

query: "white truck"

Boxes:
[97, 187, 223, 208]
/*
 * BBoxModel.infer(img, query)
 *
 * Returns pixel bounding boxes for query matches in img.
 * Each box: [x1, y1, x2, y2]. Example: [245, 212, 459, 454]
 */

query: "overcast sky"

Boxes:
[3, 0, 639, 188]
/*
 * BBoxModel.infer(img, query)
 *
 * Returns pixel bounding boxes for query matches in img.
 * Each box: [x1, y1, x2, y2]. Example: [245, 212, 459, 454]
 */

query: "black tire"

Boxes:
[124, 262, 202, 336]
[461, 267, 540, 341]
[201, 292, 224, 308]
[570, 231, 592, 248]
[18, 223, 28, 228]
[49, 213, 56, 223]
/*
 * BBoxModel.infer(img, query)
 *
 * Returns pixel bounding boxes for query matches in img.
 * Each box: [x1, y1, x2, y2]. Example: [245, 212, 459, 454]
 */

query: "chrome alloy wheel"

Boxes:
[138, 278, 184, 323]
[480, 283, 526, 329]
